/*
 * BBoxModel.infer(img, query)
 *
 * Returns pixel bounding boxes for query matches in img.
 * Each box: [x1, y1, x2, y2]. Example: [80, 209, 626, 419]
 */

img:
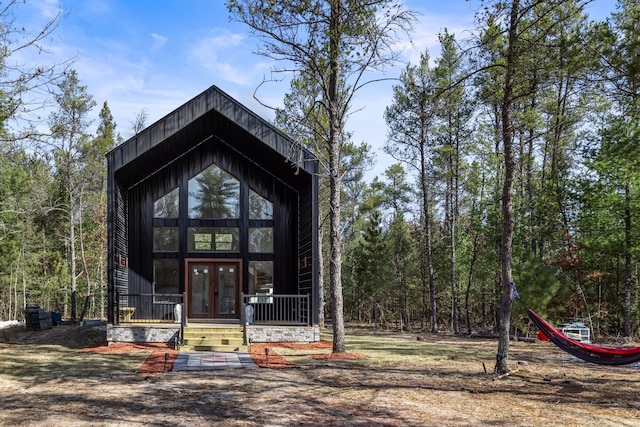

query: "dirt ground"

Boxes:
[1, 324, 640, 426]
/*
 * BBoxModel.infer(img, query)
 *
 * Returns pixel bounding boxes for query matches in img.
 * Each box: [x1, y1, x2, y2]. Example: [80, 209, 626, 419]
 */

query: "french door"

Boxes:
[186, 259, 241, 319]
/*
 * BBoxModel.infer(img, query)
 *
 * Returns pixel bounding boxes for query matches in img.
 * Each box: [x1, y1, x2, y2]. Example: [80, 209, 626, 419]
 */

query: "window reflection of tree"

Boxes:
[153, 227, 178, 251]
[189, 164, 240, 219]
[249, 227, 273, 253]
[154, 187, 179, 218]
[249, 189, 273, 220]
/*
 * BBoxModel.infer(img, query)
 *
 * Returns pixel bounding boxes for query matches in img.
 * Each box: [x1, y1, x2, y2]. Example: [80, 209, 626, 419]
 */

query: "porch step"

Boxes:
[181, 326, 248, 352]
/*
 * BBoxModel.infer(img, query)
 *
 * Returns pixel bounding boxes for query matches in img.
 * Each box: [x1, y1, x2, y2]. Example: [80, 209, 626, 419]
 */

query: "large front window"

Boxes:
[152, 162, 277, 298]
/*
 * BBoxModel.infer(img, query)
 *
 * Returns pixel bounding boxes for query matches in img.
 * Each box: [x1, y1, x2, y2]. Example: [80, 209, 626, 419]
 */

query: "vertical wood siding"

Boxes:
[106, 85, 319, 324]
[123, 136, 304, 302]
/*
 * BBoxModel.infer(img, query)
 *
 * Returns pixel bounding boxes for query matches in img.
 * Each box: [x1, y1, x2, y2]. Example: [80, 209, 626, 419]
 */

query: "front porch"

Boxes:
[108, 293, 320, 348]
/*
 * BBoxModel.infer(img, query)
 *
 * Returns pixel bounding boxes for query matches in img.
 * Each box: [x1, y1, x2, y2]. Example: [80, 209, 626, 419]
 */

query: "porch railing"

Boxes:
[113, 292, 308, 347]
[242, 294, 310, 326]
[115, 291, 185, 323]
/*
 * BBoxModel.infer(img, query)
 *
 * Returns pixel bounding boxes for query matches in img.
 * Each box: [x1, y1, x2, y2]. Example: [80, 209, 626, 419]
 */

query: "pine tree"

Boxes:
[229, 0, 416, 353]
[48, 70, 97, 322]
[384, 50, 439, 332]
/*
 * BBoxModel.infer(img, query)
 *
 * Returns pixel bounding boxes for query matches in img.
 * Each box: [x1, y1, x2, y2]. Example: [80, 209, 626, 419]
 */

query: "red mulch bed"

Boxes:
[249, 344, 296, 368]
[250, 340, 366, 367]
[82, 343, 178, 374]
[249, 340, 333, 368]
[82, 339, 364, 372]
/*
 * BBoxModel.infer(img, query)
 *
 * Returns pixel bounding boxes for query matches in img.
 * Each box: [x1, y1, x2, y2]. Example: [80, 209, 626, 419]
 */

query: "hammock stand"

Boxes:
[527, 309, 640, 366]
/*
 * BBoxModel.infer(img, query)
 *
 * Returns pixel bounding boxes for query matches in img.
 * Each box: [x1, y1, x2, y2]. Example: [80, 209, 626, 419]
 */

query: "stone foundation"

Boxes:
[107, 324, 179, 344]
[107, 323, 320, 345]
[247, 325, 320, 343]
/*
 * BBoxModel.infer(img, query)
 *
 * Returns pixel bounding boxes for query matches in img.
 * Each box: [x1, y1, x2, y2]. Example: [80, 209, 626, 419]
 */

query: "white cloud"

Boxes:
[400, 10, 476, 66]
[187, 29, 268, 87]
[34, 0, 62, 20]
[150, 33, 168, 52]
[189, 28, 245, 60]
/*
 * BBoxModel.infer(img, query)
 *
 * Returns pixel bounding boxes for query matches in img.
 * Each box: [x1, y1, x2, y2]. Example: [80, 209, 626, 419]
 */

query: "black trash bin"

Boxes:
[51, 311, 62, 326]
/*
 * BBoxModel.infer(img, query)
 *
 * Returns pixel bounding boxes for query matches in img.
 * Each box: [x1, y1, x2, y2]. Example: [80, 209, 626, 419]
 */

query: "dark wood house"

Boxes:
[106, 85, 320, 346]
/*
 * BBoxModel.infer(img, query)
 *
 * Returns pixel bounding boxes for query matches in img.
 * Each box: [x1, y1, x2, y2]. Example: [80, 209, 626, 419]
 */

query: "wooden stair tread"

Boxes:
[180, 325, 246, 352]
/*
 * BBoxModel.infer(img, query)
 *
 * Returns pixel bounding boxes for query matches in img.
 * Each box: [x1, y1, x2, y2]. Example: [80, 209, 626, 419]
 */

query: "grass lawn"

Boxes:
[1, 323, 639, 426]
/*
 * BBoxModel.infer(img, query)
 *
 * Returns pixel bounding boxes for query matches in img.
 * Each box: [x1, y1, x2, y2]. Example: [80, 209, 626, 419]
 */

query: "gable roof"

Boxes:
[106, 85, 317, 189]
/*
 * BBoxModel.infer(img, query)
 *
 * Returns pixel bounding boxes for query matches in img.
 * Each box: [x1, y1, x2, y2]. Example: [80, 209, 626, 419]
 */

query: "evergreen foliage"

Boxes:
[0, 0, 639, 357]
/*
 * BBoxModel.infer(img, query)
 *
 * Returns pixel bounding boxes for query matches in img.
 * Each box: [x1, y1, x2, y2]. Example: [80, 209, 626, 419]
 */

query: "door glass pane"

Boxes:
[188, 163, 240, 219]
[191, 265, 209, 315]
[217, 265, 236, 315]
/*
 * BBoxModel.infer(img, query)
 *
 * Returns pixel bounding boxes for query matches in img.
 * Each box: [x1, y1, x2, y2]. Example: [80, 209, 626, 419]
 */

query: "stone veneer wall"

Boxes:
[107, 324, 179, 344]
[107, 324, 320, 344]
[247, 325, 320, 343]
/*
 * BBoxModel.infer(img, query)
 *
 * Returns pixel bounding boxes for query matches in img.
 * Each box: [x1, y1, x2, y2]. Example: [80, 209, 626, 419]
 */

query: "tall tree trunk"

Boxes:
[465, 230, 479, 334]
[328, 0, 345, 354]
[69, 186, 77, 323]
[12, 245, 22, 320]
[318, 206, 325, 329]
[79, 188, 93, 319]
[449, 144, 459, 334]
[624, 178, 632, 337]
[466, 175, 483, 334]
[22, 274, 26, 318]
[495, 0, 519, 375]
[329, 144, 344, 352]
[8, 273, 12, 321]
[420, 147, 437, 333]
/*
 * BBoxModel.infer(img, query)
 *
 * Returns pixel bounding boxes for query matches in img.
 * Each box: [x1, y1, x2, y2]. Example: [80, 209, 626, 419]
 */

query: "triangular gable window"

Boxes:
[249, 189, 273, 220]
[154, 187, 179, 218]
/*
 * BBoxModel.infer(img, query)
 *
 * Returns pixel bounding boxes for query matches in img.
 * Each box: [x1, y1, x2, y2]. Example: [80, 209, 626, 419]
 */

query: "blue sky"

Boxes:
[18, 0, 617, 178]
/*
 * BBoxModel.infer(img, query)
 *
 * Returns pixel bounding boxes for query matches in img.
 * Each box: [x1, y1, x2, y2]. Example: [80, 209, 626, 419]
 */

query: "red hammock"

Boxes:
[527, 309, 640, 366]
